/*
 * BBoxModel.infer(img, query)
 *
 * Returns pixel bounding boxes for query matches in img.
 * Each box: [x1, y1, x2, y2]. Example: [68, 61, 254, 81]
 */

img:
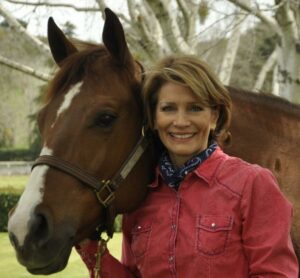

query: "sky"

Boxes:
[2, 0, 127, 42]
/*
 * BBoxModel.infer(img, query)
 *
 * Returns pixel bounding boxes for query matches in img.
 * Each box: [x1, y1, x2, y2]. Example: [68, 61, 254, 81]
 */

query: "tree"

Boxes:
[219, 0, 250, 85]
[226, 0, 300, 102]
[0, 0, 300, 103]
[62, 21, 76, 37]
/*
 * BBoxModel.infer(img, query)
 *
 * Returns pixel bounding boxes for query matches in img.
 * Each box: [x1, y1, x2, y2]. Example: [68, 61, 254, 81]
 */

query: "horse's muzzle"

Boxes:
[8, 206, 75, 274]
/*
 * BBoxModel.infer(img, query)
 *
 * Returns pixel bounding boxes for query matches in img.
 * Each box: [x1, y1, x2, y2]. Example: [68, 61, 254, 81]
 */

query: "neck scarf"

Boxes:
[159, 142, 217, 189]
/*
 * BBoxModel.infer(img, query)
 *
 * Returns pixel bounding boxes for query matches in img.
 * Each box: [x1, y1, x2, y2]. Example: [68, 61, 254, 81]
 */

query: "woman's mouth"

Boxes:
[169, 132, 195, 139]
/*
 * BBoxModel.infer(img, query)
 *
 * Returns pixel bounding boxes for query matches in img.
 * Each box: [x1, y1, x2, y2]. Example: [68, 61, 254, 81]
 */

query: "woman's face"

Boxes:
[154, 82, 219, 167]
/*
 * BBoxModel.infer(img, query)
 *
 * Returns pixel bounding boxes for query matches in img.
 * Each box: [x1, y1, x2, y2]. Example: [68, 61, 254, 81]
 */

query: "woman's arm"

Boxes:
[241, 168, 299, 277]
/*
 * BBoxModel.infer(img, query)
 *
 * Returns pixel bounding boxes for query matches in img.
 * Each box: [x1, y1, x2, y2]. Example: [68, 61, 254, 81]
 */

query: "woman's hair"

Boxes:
[143, 54, 232, 143]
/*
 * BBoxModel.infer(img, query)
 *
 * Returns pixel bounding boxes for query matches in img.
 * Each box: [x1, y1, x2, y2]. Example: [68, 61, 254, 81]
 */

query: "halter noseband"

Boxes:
[31, 133, 149, 208]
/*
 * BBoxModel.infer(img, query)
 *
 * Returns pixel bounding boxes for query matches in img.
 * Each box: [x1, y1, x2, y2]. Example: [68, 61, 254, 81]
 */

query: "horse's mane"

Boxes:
[45, 42, 108, 103]
[227, 86, 300, 118]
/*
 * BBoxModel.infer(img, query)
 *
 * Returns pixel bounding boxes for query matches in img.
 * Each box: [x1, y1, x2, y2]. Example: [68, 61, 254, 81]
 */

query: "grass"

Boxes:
[0, 175, 28, 190]
[0, 176, 122, 278]
[0, 176, 123, 276]
[0, 232, 122, 278]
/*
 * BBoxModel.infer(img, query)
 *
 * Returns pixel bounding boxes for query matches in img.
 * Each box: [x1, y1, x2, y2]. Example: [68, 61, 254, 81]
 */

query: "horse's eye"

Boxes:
[94, 113, 117, 128]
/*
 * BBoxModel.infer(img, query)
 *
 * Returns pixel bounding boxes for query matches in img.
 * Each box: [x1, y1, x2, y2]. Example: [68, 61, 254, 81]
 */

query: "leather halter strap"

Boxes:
[32, 135, 149, 208]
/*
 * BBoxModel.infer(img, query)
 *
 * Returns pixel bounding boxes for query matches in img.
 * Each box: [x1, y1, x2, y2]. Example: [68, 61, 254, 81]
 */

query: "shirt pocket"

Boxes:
[196, 215, 233, 256]
[131, 220, 152, 258]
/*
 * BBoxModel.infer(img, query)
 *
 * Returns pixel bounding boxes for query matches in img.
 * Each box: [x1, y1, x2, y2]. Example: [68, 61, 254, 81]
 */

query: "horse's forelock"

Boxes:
[44, 44, 142, 106]
[44, 45, 108, 104]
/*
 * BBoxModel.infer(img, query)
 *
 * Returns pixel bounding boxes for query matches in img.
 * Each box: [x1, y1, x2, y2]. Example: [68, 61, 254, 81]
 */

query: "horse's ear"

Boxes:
[102, 8, 133, 66]
[47, 17, 78, 66]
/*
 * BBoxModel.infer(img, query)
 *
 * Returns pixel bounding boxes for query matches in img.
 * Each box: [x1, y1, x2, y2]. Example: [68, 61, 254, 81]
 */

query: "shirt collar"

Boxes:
[148, 147, 226, 188]
[194, 147, 225, 185]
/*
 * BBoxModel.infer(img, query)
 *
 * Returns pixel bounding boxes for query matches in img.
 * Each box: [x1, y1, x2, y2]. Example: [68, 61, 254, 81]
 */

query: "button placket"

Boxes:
[168, 193, 180, 276]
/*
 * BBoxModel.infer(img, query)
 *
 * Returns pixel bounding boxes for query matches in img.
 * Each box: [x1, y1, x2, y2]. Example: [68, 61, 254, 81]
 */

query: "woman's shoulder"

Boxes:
[215, 151, 276, 197]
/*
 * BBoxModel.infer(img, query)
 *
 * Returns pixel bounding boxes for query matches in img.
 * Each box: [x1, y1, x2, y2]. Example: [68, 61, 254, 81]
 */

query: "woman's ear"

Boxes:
[210, 107, 219, 130]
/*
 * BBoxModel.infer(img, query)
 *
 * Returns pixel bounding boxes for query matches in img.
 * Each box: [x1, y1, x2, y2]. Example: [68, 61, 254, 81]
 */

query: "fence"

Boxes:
[0, 161, 33, 176]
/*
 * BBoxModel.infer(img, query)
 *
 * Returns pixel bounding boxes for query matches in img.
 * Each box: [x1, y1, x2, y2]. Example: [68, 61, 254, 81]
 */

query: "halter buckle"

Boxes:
[95, 180, 115, 208]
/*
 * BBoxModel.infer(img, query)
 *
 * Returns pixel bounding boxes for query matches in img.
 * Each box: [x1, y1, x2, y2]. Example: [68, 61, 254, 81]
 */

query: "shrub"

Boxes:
[0, 188, 123, 233]
[0, 188, 21, 231]
[0, 148, 38, 161]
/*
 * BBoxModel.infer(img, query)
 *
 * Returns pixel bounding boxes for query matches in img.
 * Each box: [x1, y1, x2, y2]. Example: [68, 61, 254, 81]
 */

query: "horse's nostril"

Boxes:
[30, 211, 53, 248]
[9, 232, 19, 249]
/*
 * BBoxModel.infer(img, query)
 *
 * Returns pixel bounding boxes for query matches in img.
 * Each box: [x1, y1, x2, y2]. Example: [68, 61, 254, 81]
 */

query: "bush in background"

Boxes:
[0, 148, 38, 161]
[0, 188, 123, 233]
[0, 188, 21, 231]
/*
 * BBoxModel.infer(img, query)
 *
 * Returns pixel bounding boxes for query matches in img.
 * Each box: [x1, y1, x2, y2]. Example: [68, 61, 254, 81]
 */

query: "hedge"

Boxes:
[0, 188, 21, 232]
[0, 148, 38, 161]
[0, 188, 122, 233]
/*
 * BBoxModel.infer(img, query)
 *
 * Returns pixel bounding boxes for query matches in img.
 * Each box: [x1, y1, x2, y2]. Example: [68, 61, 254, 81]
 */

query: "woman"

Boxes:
[76, 55, 298, 277]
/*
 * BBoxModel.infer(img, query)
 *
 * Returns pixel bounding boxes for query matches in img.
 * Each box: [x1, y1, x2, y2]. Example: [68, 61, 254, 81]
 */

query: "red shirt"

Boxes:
[77, 147, 298, 277]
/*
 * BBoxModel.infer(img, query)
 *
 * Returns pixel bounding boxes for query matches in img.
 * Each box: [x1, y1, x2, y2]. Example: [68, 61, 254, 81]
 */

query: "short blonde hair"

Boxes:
[143, 55, 232, 142]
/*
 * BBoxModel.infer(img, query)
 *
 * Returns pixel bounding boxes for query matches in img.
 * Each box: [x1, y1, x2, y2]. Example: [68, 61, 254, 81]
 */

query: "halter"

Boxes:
[31, 132, 149, 208]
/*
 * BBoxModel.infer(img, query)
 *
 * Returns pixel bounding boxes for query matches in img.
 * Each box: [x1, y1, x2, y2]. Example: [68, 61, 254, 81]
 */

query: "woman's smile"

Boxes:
[169, 132, 196, 140]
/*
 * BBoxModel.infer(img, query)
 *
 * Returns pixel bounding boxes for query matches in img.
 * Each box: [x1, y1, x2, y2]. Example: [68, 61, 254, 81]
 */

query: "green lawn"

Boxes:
[0, 175, 28, 190]
[0, 176, 122, 277]
[0, 232, 122, 277]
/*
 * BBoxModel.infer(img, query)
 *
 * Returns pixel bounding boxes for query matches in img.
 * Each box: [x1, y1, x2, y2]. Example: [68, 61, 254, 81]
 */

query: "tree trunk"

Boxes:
[275, 0, 300, 103]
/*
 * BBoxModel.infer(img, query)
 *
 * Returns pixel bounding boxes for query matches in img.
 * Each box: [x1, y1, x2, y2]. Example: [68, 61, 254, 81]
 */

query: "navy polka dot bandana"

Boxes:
[158, 142, 217, 189]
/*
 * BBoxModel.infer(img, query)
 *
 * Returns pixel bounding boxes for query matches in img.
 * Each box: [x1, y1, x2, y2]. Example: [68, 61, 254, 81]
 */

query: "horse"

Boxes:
[7, 8, 300, 275]
[7, 8, 157, 274]
[223, 86, 300, 259]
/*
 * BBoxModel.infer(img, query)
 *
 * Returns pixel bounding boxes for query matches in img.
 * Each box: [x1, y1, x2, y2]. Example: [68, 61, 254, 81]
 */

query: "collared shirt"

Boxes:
[76, 147, 298, 277]
[120, 147, 298, 277]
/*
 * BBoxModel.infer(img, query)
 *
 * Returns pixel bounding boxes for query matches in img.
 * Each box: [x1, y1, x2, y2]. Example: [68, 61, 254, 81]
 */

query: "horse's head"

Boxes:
[7, 8, 154, 274]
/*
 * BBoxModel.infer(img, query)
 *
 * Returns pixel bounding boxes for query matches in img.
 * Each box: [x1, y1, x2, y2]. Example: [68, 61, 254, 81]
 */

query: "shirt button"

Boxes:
[169, 256, 174, 262]
[171, 224, 176, 229]
[211, 223, 216, 228]
[184, 171, 188, 175]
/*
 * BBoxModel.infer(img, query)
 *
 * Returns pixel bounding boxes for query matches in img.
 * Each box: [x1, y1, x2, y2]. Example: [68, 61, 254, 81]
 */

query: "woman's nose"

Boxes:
[173, 111, 190, 127]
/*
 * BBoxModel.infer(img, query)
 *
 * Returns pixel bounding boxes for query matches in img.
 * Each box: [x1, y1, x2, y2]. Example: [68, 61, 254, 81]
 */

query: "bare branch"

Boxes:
[275, 0, 298, 42]
[253, 48, 277, 92]
[176, 0, 197, 47]
[5, 0, 99, 12]
[175, 0, 189, 37]
[146, 0, 191, 54]
[95, 0, 106, 20]
[272, 64, 280, 96]
[0, 3, 50, 56]
[226, 0, 282, 36]
[219, 12, 246, 84]
[126, 1, 165, 60]
[0, 54, 52, 82]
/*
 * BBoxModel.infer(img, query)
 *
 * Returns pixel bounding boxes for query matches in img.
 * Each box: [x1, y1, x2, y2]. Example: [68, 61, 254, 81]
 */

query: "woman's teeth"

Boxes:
[170, 133, 194, 139]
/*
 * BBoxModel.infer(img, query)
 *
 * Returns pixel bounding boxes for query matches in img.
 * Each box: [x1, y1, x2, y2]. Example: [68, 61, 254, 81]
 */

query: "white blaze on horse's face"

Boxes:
[51, 81, 83, 128]
[8, 82, 83, 247]
[7, 146, 53, 246]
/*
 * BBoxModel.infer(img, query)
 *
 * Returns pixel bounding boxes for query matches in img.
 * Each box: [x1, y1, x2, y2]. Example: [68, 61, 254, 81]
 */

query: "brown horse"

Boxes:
[7, 8, 300, 275]
[7, 8, 157, 274]
[224, 86, 300, 259]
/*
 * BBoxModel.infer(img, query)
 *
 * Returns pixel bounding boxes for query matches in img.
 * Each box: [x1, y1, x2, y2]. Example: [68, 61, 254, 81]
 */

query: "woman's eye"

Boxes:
[190, 105, 203, 112]
[161, 105, 175, 112]
[93, 113, 117, 128]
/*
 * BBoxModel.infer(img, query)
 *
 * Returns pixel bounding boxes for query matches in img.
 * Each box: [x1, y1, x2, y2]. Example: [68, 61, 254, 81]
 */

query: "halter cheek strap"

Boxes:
[31, 134, 149, 208]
